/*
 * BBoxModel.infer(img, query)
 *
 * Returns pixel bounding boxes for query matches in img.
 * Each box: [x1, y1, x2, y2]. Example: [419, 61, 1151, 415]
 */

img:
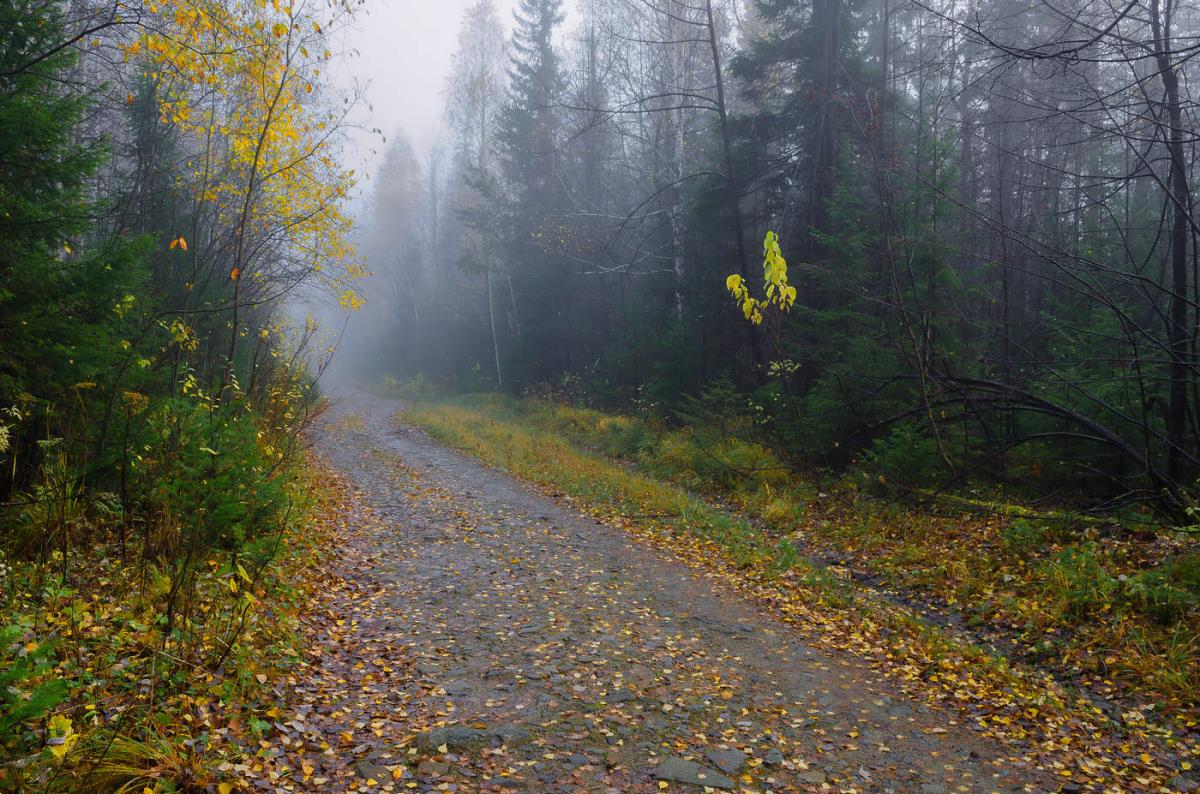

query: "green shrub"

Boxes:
[146, 400, 286, 552]
[644, 429, 789, 494]
[1123, 571, 1198, 625]
[643, 430, 723, 490]
[1038, 543, 1119, 619]
[1163, 552, 1200, 591]
[1123, 554, 1200, 625]
[5, 439, 86, 561]
[863, 422, 949, 490]
[674, 377, 745, 428]
[999, 519, 1047, 556]
[588, 415, 650, 459]
[0, 624, 66, 751]
[716, 437, 791, 492]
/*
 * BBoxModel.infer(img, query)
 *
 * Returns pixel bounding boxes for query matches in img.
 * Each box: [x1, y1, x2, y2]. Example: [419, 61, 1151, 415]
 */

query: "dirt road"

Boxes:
[290, 391, 1055, 792]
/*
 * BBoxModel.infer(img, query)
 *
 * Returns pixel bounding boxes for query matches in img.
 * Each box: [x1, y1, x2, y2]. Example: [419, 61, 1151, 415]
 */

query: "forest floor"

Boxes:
[266, 389, 1189, 793]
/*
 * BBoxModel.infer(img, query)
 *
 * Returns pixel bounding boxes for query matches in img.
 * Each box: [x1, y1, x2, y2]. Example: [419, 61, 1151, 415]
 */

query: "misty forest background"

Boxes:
[346, 0, 1200, 523]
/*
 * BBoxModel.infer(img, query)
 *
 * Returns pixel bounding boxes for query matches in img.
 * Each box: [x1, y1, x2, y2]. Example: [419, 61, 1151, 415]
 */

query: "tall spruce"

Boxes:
[0, 0, 145, 444]
[496, 0, 569, 379]
[499, 0, 566, 205]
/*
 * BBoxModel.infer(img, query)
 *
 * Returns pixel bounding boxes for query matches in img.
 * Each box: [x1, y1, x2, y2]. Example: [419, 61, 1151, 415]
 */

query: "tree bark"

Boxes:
[704, 0, 764, 370]
[1151, 0, 1192, 481]
[487, 267, 503, 386]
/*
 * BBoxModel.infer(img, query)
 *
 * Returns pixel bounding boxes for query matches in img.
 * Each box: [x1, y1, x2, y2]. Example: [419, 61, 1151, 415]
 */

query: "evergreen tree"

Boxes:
[0, 0, 146, 426]
[733, 0, 858, 256]
[499, 0, 567, 205]
[496, 0, 570, 383]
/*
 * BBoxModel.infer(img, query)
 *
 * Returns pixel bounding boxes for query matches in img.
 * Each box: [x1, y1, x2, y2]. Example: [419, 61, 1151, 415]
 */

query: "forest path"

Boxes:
[300, 390, 1055, 793]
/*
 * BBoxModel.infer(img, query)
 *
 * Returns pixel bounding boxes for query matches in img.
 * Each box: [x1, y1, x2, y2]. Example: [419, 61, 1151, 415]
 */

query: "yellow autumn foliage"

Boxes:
[126, 0, 362, 305]
[726, 231, 797, 325]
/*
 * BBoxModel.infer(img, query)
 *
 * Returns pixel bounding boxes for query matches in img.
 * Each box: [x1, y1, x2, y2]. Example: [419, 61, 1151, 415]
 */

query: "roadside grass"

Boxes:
[0, 456, 340, 792]
[402, 394, 1198, 789]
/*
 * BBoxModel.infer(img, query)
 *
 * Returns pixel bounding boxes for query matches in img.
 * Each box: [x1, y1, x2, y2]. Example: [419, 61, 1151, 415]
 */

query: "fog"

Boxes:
[320, 0, 1200, 510]
[8, 1, 1199, 783]
[320, 0, 555, 382]
[334, 1, 519, 172]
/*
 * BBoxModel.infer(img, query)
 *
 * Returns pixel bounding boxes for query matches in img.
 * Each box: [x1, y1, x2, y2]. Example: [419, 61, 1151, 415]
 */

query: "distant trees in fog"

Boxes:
[354, 0, 1200, 515]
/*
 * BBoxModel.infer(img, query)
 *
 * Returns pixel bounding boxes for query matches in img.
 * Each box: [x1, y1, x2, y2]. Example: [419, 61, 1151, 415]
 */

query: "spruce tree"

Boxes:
[499, 0, 566, 204]
[495, 0, 569, 382]
[0, 0, 145, 451]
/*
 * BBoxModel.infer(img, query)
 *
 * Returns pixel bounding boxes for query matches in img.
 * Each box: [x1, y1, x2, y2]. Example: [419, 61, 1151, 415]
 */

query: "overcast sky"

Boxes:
[333, 0, 581, 192]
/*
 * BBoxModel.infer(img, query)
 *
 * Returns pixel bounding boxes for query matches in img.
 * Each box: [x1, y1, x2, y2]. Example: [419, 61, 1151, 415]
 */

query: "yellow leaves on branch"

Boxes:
[725, 231, 797, 325]
[126, 0, 360, 295]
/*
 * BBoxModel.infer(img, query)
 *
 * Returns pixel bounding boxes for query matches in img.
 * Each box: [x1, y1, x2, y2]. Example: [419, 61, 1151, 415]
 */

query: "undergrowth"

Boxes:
[0, 354, 331, 791]
[0, 453, 337, 792]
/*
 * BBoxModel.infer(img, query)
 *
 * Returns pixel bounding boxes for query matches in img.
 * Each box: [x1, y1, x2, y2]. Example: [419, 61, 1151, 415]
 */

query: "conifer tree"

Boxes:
[0, 0, 145, 419]
[496, 0, 569, 379]
[499, 0, 567, 205]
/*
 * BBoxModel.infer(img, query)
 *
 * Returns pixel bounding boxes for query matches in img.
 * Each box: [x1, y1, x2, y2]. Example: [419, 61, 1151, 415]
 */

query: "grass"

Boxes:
[401, 392, 1200, 788]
